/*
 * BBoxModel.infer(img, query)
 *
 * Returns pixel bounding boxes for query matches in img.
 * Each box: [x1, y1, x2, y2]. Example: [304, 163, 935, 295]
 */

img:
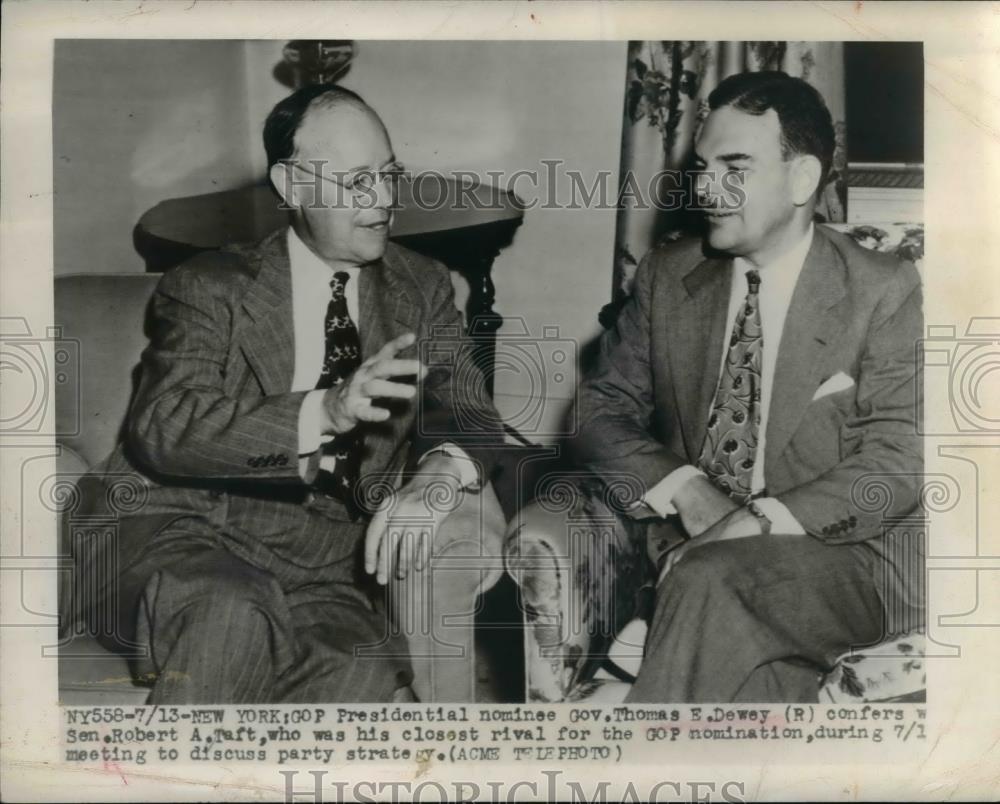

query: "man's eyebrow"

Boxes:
[691, 150, 752, 165]
[346, 156, 400, 173]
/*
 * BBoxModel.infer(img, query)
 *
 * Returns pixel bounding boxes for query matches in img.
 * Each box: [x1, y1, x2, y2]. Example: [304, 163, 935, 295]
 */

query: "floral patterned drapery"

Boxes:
[611, 41, 847, 302]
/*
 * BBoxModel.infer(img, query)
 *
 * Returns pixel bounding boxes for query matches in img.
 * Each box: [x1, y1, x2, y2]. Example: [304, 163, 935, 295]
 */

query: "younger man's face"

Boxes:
[694, 105, 799, 261]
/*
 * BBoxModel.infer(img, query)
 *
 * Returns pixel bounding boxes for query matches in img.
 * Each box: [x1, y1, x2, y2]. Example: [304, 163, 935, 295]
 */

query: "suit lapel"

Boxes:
[360, 246, 420, 358]
[239, 229, 295, 395]
[356, 247, 421, 474]
[668, 254, 732, 459]
[765, 227, 848, 472]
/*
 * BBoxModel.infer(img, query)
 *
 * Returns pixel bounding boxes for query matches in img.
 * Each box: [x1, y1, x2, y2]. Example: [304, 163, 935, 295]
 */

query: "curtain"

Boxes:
[610, 41, 847, 303]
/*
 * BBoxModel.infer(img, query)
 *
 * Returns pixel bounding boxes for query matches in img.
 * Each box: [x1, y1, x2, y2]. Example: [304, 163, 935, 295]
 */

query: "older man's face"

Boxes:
[289, 103, 396, 266]
[694, 105, 798, 262]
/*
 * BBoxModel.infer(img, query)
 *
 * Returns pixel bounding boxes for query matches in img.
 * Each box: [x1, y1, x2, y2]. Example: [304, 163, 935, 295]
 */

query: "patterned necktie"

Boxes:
[314, 271, 363, 513]
[696, 269, 763, 502]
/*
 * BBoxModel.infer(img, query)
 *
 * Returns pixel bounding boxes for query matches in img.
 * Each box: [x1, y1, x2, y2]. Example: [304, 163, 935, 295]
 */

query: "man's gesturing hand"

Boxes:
[321, 332, 426, 435]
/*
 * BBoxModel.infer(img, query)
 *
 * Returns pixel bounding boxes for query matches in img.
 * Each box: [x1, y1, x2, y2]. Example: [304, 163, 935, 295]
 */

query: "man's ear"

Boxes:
[790, 154, 823, 206]
[269, 162, 297, 209]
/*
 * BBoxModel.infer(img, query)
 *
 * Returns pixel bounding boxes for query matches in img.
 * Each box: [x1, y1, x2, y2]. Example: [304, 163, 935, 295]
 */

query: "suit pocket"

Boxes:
[808, 387, 863, 463]
[784, 392, 856, 480]
[812, 384, 856, 412]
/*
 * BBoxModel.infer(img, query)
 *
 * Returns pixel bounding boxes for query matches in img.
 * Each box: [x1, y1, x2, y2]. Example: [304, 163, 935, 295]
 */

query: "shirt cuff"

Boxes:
[640, 465, 706, 518]
[418, 443, 481, 490]
[753, 497, 806, 535]
[298, 390, 334, 456]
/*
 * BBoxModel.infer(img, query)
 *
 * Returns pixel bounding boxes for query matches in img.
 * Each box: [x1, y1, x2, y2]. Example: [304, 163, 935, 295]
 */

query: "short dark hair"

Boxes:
[262, 84, 368, 171]
[708, 71, 835, 193]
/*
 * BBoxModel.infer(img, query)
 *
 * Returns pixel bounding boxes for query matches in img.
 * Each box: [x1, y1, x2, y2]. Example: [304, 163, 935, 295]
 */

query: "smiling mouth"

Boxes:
[359, 220, 389, 232]
[705, 210, 738, 221]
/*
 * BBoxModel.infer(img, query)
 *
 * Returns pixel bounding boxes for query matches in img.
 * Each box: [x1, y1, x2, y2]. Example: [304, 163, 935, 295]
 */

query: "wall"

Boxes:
[53, 40, 257, 275]
[56, 40, 628, 442]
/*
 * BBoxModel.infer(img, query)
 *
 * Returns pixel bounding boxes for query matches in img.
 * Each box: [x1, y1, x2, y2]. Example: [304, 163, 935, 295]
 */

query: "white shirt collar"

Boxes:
[286, 226, 360, 282]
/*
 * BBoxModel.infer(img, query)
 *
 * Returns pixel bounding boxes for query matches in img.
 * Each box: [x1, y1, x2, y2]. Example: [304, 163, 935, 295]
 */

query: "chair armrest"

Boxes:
[504, 501, 578, 638]
[504, 492, 647, 702]
[390, 480, 507, 702]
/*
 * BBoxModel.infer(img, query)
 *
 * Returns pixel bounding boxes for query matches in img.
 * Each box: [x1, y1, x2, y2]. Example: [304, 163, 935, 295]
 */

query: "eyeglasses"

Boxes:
[290, 160, 406, 194]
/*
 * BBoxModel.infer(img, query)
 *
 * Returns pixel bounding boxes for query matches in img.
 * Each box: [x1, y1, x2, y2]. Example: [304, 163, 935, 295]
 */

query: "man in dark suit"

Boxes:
[70, 85, 504, 703]
[573, 71, 923, 701]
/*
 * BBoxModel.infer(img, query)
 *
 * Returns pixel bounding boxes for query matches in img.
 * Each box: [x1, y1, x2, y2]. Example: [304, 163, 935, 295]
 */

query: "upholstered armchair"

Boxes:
[503, 475, 654, 702]
[53, 273, 506, 704]
[504, 222, 927, 704]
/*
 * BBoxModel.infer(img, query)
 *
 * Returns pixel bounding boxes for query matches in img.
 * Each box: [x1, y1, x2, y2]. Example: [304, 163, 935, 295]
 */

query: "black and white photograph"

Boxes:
[1, 2, 997, 802]
[50, 35, 926, 708]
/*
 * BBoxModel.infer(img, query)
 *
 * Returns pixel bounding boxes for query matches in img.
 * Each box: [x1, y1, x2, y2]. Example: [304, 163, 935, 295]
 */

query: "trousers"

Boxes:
[81, 515, 412, 704]
[626, 533, 886, 703]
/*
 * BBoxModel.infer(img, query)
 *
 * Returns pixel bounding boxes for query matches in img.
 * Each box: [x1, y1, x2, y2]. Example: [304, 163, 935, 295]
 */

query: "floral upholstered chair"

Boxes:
[503, 221, 926, 704]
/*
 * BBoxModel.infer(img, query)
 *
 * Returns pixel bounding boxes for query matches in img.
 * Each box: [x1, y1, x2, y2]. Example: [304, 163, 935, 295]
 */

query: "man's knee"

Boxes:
[666, 540, 744, 594]
[147, 552, 284, 628]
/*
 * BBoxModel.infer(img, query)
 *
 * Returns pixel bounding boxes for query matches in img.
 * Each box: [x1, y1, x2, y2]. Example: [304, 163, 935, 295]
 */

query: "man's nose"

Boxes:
[693, 170, 722, 207]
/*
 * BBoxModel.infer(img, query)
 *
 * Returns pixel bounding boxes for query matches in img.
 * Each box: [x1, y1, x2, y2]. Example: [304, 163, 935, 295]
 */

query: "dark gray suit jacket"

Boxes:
[574, 225, 924, 626]
[86, 227, 503, 577]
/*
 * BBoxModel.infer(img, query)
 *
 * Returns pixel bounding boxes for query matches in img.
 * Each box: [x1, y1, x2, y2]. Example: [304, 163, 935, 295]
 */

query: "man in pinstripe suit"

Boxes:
[70, 85, 505, 703]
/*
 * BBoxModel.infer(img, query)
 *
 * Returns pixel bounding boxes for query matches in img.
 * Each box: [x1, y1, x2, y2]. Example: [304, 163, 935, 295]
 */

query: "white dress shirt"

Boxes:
[287, 227, 477, 486]
[643, 224, 816, 534]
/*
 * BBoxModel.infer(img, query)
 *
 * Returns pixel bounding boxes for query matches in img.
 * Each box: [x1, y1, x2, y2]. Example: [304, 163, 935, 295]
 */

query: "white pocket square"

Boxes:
[812, 371, 855, 401]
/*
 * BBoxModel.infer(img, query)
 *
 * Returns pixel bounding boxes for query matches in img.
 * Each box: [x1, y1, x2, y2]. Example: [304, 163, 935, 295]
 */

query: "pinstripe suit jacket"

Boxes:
[88, 227, 504, 576]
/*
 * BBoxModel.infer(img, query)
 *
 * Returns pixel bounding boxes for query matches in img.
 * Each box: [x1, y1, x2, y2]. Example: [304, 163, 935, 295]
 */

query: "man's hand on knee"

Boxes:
[672, 475, 740, 536]
[660, 504, 783, 581]
[364, 454, 466, 585]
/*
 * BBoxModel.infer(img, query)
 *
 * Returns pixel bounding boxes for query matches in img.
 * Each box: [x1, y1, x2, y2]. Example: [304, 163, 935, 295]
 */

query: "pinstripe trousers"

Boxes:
[83, 512, 412, 705]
